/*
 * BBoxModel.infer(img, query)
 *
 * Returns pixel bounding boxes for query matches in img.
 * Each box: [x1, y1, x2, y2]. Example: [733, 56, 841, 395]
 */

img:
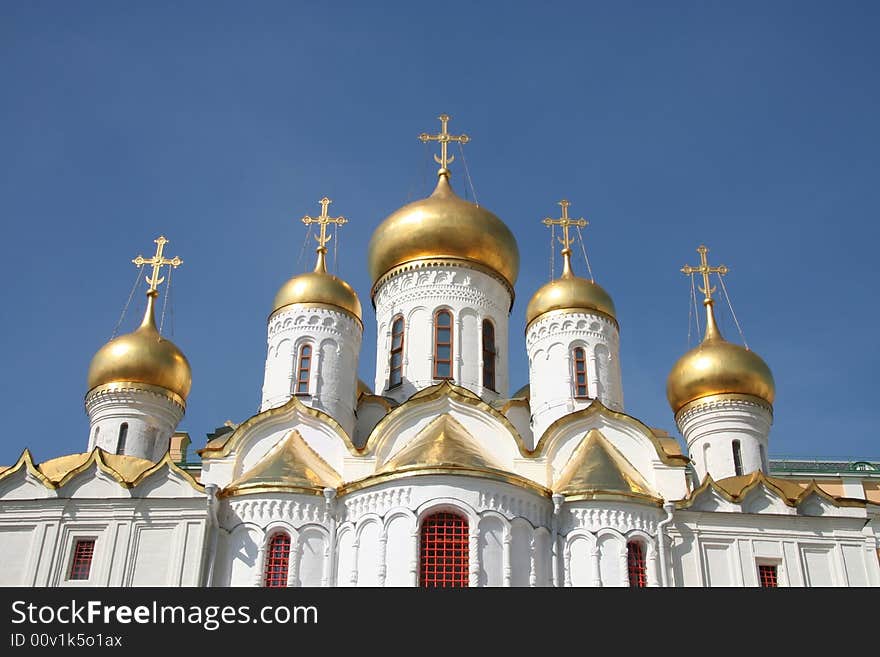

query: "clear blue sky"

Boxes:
[2, 1, 878, 466]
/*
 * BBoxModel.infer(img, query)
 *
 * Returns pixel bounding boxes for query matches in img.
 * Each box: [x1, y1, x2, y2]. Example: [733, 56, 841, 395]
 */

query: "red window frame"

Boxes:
[572, 346, 589, 398]
[263, 532, 292, 588]
[433, 310, 453, 380]
[482, 320, 496, 391]
[758, 564, 778, 588]
[69, 539, 95, 581]
[389, 316, 404, 388]
[295, 344, 312, 395]
[627, 540, 647, 588]
[419, 512, 468, 588]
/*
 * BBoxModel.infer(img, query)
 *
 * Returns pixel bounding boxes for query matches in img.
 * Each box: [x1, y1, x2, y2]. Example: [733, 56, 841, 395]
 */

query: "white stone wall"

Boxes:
[85, 386, 184, 462]
[668, 510, 880, 587]
[526, 311, 623, 440]
[677, 396, 772, 481]
[0, 499, 207, 586]
[373, 266, 511, 402]
[261, 305, 362, 437]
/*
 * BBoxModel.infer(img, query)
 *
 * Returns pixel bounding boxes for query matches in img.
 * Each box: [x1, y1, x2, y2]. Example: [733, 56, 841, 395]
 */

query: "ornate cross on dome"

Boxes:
[681, 244, 729, 303]
[132, 235, 183, 297]
[301, 197, 347, 271]
[419, 114, 470, 175]
[542, 200, 588, 276]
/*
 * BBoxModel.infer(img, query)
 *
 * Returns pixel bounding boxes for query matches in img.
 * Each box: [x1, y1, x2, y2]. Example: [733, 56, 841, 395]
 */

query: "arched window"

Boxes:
[732, 440, 743, 476]
[572, 347, 588, 398]
[627, 540, 647, 588]
[389, 316, 404, 388]
[433, 310, 453, 380]
[295, 344, 313, 395]
[482, 320, 496, 391]
[263, 532, 292, 588]
[420, 512, 468, 588]
[117, 423, 128, 455]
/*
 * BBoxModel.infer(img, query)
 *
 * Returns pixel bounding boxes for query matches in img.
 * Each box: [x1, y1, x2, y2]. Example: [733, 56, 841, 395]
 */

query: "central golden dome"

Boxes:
[367, 173, 519, 292]
[87, 293, 192, 402]
[666, 301, 775, 414]
[526, 267, 617, 326]
[272, 252, 362, 322]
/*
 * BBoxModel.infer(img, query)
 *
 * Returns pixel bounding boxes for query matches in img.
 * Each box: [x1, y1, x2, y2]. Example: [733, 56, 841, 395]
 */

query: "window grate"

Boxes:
[69, 539, 95, 581]
[572, 347, 588, 398]
[419, 512, 468, 588]
[264, 533, 291, 588]
[758, 564, 778, 588]
[627, 541, 647, 587]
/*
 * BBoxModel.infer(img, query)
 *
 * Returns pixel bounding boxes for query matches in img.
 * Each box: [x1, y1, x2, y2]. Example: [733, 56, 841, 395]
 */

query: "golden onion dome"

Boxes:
[272, 250, 362, 322]
[367, 172, 519, 292]
[87, 293, 192, 402]
[666, 300, 775, 414]
[526, 250, 616, 326]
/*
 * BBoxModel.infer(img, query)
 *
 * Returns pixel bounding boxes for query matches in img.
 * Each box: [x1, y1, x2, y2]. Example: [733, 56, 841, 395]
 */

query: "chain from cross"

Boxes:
[132, 236, 183, 296]
[681, 244, 729, 302]
[542, 200, 588, 257]
[418, 114, 470, 172]
[301, 197, 348, 254]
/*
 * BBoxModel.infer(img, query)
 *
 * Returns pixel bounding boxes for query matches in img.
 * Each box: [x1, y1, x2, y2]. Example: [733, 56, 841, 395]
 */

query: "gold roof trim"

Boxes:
[222, 430, 341, 498]
[339, 466, 551, 496]
[676, 471, 865, 509]
[356, 392, 397, 413]
[0, 449, 55, 489]
[494, 397, 530, 416]
[0, 448, 202, 491]
[553, 429, 660, 503]
[198, 393, 358, 458]
[533, 399, 690, 465]
[362, 380, 530, 457]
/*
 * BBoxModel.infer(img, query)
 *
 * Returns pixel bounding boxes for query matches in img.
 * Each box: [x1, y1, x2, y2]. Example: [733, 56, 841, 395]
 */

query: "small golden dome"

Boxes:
[87, 293, 192, 401]
[666, 301, 775, 414]
[526, 261, 616, 326]
[367, 173, 520, 291]
[272, 251, 362, 322]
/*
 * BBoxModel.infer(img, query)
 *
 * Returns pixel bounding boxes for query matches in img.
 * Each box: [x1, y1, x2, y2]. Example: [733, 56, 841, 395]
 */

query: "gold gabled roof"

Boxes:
[553, 429, 659, 502]
[223, 430, 341, 497]
[379, 414, 503, 474]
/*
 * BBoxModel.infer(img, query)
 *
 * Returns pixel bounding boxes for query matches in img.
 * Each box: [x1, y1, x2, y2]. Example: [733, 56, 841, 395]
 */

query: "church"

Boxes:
[1, 115, 877, 588]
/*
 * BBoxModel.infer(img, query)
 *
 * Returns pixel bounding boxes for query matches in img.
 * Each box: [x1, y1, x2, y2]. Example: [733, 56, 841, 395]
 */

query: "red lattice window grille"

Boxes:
[69, 539, 95, 581]
[572, 347, 588, 398]
[295, 344, 312, 394]
[419, 512, 468, 588]
[482, 320, 496, 391]
[263, 533, 292, 588]
[758, 564, 778, 588]
[433, 310, 453, 380]
[627, 541, 647, 588]
[389, 316, 404, 388]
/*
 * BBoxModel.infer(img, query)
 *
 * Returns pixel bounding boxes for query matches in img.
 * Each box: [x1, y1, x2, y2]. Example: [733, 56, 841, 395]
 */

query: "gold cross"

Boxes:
[681, 244, 729, 302]
[132, 236, 183, 296]
[301, 197, 347, 271]
[419, 114, 470, 173]
[542, 200, 588, 275]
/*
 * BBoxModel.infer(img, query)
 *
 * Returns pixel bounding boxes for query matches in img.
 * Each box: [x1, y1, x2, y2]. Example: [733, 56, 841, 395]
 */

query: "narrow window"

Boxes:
[433, 310, 453, 380]
[420, 512, 468, 588]
[732, 440, 743, 476]
[758, 564, 778, 588]
[572, 347, 588, 398]
[69, 539, 96, 581]
[389, 316, 404, 388]
[116, 423, 128, 455]
[482, 320, 496, 391]
[627, 541, 647, 588]
[295, 344, 313, 395]
[263, 532, 292, 588]
[94, 426, 100, 442]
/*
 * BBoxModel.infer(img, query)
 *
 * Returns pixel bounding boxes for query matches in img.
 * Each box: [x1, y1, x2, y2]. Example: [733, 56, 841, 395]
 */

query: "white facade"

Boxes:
[676, 394, 773, 481]
[85, 385, 185, 462]
[261, 303, 363, 438]
[526, 309, 624, 441]
[373, 265, 511, 403]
